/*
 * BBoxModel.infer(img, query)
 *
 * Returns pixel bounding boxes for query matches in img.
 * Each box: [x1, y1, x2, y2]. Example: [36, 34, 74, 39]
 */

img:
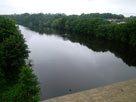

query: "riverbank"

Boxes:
[42, 78, 136, 102]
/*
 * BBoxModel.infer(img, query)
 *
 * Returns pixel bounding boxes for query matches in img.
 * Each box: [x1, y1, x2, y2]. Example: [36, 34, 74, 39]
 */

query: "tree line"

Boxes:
[3, 13, 136, 46]
[0, 16, 40, 102]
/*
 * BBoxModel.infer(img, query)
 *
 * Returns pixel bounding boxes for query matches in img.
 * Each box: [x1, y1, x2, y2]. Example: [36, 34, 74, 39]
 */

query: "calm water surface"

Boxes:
[19, 25, 136, 100]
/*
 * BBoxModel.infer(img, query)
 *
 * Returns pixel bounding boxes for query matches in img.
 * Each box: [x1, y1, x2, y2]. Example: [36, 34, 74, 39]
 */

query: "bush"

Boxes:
[0, 66, 40, 102]
[0, 16, 40, 102]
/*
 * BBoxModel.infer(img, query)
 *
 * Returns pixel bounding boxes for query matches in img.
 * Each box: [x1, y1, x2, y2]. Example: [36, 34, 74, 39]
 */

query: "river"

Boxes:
[19, 25, 136, 100]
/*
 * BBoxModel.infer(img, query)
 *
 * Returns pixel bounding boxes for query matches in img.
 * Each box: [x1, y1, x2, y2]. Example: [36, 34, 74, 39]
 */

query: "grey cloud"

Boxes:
[108, 0, 136, 6]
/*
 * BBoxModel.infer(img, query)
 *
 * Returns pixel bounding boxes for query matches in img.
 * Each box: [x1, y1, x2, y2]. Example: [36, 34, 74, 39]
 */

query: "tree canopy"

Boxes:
[0, 16, 40, 102]
[3, 13, 136, 46]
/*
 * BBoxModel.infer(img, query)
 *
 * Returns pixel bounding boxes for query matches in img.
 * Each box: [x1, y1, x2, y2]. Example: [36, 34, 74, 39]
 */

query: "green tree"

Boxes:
[0, 16, 40, 102]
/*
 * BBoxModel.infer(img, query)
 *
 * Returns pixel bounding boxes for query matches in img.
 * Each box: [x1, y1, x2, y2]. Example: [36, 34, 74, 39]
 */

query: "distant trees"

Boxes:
[80, 13, 124, 19]
[0, 16, 40, 102]
[3, 13, 136, 46]
[96, 18, 136, 46]
[52, 17, 66, 30]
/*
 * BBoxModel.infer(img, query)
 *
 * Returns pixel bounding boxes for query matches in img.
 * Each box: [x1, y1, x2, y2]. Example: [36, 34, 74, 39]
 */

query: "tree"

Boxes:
[0, 16, 40, 102]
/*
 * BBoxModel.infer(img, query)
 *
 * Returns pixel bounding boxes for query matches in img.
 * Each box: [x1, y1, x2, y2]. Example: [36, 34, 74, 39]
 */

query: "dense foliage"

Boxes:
[0, 16, 40, 102]
[3, 13, 136, 46]
[0, 67, 40, 102]
[80, 13, 124, 19]
[0, 16, 29, 80]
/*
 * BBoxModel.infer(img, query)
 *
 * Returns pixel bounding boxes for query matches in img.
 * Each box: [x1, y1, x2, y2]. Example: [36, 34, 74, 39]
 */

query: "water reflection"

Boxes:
[29, 26, 136, 67]
[19, 25, 136, 100]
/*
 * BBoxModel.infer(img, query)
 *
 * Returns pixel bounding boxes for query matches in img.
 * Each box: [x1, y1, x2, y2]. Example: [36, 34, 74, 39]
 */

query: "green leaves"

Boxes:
[3, 13, 136, 47]
[0, 17, 29, 81]
[0, 66, 40, 102]
[0, 16, 40, 102]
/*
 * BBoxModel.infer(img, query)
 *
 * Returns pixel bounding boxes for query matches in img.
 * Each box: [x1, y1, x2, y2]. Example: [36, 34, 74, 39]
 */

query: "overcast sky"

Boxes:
[0, 0, 136, 16]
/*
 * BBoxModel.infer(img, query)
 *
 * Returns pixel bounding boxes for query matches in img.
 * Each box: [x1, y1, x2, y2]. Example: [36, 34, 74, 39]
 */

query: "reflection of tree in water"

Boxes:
[69, 36, 136, 67]
[30, 26, 136, 67]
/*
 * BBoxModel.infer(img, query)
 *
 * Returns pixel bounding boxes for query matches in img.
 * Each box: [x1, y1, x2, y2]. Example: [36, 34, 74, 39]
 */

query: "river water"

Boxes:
[19, 25, 136, 100]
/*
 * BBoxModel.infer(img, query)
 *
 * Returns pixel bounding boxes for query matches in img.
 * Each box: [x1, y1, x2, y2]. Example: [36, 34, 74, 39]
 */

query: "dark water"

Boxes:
[19, 25, 136, 100]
